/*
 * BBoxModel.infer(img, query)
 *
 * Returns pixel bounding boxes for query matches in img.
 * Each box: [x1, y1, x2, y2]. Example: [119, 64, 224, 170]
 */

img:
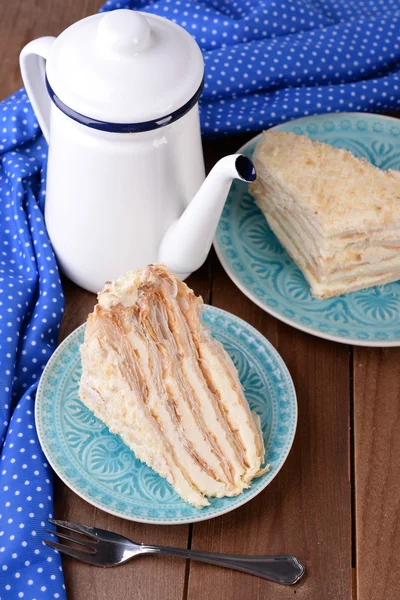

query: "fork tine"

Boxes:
[44, 540, 100, 565]
[45, 529, 97, 550]
[49, 519, 97, 538]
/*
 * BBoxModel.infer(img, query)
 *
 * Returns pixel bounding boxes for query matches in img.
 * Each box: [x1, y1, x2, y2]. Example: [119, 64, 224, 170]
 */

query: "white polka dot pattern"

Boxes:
[100, 0, 400, 136]
[0, 91, 65, 599]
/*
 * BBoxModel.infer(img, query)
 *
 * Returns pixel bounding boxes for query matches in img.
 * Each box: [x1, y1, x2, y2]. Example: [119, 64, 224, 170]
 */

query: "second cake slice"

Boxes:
[250, 131, 400, 298]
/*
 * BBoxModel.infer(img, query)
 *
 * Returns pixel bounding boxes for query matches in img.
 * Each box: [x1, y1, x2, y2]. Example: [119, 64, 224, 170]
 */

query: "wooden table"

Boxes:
[2, 1, 400, 598]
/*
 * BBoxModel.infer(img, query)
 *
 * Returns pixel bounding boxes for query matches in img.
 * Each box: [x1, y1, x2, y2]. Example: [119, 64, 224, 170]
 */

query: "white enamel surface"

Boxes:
[19, 36, 56, 141]
[44, 104, 205, 293]
[45, 10, 204, 123]
[159, 155, 247, 276]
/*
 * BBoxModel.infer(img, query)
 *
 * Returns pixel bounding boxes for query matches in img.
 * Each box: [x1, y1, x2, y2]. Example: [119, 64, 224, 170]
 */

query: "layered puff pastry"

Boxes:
[79, 265, 267, 508]
[250, 131, 400, 298]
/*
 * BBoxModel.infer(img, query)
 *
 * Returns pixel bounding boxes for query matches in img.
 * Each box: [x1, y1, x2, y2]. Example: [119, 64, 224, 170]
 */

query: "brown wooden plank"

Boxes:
[354, 347, 400, 600]
[186, 254, 352, 599]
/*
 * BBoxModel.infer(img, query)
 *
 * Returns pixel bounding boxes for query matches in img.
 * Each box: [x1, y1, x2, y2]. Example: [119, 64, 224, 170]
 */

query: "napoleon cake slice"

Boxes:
[79, 264, 267, 508]
[250, 131, 400, 298]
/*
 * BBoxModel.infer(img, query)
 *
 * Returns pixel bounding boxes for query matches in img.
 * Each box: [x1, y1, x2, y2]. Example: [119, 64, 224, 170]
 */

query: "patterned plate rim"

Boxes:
[36, 305, 297, 525]
[214, 112, 400, 347]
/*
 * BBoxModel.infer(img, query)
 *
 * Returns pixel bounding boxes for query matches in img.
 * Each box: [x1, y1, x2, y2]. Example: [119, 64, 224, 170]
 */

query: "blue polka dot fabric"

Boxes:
[1, 1, 400, 599]
[0, 91, 66, 599]
[102, 0, 400, 136]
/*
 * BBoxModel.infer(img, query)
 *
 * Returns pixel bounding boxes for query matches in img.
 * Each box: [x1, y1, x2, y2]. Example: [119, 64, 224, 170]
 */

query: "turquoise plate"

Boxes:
[36, 306, 297, 525]
[214, 113, 400, 346]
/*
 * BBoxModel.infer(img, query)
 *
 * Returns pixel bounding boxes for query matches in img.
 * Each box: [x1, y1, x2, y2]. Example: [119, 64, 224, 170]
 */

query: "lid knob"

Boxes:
[97, 9, 151, 54]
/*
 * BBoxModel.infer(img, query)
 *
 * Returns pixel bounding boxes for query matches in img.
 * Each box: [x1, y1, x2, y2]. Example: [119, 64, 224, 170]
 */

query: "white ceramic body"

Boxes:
[44, 104, 205, 293]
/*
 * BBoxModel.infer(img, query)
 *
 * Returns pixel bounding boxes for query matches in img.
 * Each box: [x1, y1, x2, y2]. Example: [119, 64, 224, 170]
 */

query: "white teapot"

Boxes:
[20, 9, 256, 293]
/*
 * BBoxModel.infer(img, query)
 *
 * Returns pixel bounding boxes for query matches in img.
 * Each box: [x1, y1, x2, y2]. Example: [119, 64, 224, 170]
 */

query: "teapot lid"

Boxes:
[46, 10, 204, 128]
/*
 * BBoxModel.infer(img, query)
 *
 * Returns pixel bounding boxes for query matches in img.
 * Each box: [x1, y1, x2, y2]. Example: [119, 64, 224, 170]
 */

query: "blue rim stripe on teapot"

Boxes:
[45, 76, 204, 133]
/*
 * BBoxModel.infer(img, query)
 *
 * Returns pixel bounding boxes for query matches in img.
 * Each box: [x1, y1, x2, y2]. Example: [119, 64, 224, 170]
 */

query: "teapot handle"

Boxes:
[20, 37, 56, 143]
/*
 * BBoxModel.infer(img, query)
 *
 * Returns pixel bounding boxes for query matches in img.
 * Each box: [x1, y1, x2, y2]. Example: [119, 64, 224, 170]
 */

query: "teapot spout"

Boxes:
[158, 154, 256, 278]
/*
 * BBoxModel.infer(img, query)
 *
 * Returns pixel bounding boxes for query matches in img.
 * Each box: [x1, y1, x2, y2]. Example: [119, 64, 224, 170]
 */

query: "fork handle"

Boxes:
[141, 546, 304, 584]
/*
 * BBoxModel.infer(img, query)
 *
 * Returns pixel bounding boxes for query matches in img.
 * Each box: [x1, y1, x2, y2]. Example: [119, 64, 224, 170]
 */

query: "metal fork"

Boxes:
[45, 519, 305, 585]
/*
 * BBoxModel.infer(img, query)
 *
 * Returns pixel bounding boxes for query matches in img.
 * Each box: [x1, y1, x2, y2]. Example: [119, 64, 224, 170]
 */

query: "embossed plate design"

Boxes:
[214, 113, 400, 346]
[36, 306, 297, 524]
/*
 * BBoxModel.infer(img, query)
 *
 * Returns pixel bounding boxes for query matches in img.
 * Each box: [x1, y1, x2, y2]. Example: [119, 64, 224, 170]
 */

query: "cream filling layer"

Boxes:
[269, 210, 400, 272]
[266, 214, 400, 297]
[80, 329, 208, 508]
[254, 168, 400, 267]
